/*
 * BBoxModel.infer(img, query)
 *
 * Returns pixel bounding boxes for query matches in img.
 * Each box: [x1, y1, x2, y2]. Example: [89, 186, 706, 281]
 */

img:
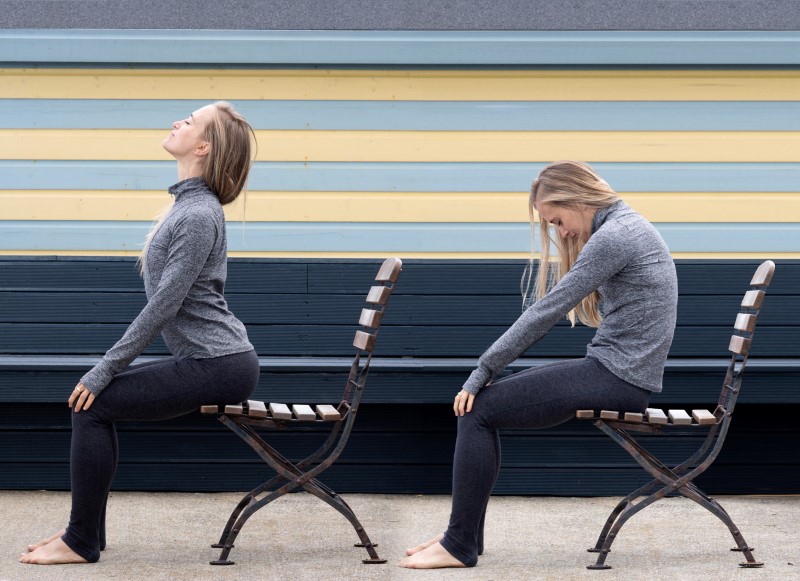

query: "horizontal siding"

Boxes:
[7, 99, 800, 130]
[1, 221, 798, 253]
[2, 31, 800, 65]
[5, 129, 800, 162]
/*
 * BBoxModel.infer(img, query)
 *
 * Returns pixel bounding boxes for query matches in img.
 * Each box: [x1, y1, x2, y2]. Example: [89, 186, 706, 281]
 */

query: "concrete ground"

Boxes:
[1, 491, 797, 581]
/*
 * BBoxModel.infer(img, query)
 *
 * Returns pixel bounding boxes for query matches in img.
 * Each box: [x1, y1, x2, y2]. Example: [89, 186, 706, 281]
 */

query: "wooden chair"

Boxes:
[200, 257, 402, 565]
[576, 260, 775, 570]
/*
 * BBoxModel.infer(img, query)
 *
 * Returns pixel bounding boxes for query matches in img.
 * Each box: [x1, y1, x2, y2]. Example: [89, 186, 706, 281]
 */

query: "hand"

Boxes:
[68, 382, 96, 413]
[453, 390, 475, 416]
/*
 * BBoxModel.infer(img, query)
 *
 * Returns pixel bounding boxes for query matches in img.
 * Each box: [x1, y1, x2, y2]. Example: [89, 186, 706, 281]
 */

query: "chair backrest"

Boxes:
[716, 260, 776, 417]
[340, 257, 402, 407]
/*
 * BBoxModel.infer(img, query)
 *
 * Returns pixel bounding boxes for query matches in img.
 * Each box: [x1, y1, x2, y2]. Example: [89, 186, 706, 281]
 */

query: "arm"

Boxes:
[79, 211, 218, 396]
[462, 225, 634, 395]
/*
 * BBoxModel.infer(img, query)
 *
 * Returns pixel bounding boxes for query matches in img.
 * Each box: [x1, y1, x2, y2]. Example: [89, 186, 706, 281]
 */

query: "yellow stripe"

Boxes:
[4, 129, 800, 162]
[2, 249, 796, 259]
[3, 190, 799, 223]
[4, 69, 800, 101]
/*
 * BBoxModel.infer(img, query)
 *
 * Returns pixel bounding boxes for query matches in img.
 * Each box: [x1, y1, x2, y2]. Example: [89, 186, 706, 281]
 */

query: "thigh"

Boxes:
[471, 358, 650, 431]
[88, 357, 228, 423]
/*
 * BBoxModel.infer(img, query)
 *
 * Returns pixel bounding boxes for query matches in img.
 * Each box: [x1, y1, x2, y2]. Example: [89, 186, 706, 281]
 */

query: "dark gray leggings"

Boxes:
[440, 357, 651, 567]
[61, 350, 259, 562]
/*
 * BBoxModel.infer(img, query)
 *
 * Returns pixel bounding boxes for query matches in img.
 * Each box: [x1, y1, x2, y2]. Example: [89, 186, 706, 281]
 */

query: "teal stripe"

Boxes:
[1, 30, 799, 65]
[4, 99, 800, 130]
[1, 221, 797, 253]
[3, 161, 800, 193]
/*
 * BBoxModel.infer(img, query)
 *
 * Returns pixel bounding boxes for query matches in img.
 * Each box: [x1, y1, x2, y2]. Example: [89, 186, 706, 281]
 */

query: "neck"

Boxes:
[176, 159, 204, 182]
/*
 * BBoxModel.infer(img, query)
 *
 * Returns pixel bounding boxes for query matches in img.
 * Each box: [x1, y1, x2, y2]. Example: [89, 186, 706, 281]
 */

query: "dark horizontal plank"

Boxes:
[0, 323, 795, 357]
[1, 429, 790, 467]
[3, 368, 799, 404]
[307, 260, 800, 296]
[0, 259, 308, 293]
[2, 258, 798, 296]
[0, 292, 792, 326]
[1, 462, 797, 495]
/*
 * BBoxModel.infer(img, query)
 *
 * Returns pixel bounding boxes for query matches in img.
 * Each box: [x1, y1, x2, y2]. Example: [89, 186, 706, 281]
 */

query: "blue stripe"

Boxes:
[2, 30, 800, 65]
[3, 161, 800, 193]
[5, 99, 800, 131]
[2, 221, 798, 253]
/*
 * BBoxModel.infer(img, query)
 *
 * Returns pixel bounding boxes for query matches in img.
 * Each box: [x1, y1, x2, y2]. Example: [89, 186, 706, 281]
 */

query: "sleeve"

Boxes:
[80, 210, 218, 395]
[461, 224, 635, 395]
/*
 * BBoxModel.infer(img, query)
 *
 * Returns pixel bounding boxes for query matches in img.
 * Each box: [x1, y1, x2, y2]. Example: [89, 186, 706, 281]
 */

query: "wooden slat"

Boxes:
[750, 260, 776, 288]
[624, 412, 644, 423]
[358, 308, 383, 329]
[268, 402, 293, 420]
[692, 409, 717, 425]
[200, 405, 219, 414]
[645, 408, 668, 425]
[375, 257, 402, 283]
[729, 335, 752, 355]
[224, 404, 244, 415]
[353, 330, 376, 352]
[600, 410, 619, 420]
[247, 400, 267, 418]
[316, 404, 341, 421]
[734, 313, 757, 333]
[576, 410, 594, 419]
[741, 290, 765, 309]
[668, 409, 693, 425]
[292, 404, 317, 421]
[365, 285, 391, 305]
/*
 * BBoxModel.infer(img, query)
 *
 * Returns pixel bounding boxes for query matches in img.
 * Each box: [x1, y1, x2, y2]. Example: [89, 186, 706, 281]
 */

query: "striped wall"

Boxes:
[1, 30, 799, 258]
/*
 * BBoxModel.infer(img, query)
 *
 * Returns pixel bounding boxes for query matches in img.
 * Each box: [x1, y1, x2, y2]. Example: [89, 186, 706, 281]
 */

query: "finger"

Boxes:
[83, 393, 96, 411]
[68, 390, 77, 408]
[457, 396, 466, 417]
[453, 397, 459, 416]
[465, 394, 475, 413]
[74, 391, 89, 413]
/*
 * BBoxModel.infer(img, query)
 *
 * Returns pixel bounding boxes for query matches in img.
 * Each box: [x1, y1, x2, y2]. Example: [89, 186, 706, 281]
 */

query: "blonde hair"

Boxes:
[139, 101, 257, 273]
[522, 161, 620, 327]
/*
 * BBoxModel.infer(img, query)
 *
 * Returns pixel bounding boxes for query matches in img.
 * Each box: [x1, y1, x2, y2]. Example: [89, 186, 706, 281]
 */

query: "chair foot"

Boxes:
[355, 542, 378, 548]
[363, 558, 387, 564]
[210, 559, 235, 566]
[587, 564, 612, 570]
[739, 561, 764, 568]
[587, 547, 601, 553]
[731, 546, 754, 552]
[210, 543, 233, 549]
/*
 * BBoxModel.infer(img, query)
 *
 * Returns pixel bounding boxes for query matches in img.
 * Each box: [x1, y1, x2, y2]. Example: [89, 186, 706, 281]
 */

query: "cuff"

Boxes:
[462, 366, 493, 395]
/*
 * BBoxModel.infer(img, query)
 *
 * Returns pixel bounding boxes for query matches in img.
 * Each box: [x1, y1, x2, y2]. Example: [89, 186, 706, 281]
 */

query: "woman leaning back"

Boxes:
[20, 101, 260, 565]
[400, 160, 678, 569]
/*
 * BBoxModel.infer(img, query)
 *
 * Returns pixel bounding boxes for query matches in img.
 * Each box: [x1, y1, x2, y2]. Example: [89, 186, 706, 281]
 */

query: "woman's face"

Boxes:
[535, 201, 596, 243]
[162, 104, 215, 160]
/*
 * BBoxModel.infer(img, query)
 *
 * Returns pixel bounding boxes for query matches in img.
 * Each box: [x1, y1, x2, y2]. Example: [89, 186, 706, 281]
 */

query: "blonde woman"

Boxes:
[21, 102, 260, 565]
[401, 161, 678, 569]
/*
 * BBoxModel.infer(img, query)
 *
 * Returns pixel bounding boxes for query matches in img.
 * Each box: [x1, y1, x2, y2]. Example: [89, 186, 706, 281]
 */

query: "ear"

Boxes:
[194, 140, 211, 158]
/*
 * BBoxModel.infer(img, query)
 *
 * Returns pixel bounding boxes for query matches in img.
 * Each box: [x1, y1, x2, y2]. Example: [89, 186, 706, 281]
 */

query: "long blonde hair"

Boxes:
[522, 161, 620, 327]
[139, 101, 256, 273]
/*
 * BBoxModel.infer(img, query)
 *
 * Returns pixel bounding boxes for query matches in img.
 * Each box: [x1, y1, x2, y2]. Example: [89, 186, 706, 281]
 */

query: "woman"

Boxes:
[400, 161, 678, 569]
[20, 101, 260, 565]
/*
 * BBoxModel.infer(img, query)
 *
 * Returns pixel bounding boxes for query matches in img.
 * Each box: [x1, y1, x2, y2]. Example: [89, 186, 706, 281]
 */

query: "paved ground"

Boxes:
[1, 491, 797, 581]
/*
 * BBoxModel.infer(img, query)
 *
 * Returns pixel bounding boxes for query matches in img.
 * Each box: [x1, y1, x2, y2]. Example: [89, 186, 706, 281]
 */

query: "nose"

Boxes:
[559, 226, 570, 238]
[172, 120, 181, 130]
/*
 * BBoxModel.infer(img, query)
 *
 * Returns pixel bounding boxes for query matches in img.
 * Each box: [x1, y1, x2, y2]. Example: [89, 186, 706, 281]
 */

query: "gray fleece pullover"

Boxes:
[81, 177, 254, 395]
[462, 200, 678, 395]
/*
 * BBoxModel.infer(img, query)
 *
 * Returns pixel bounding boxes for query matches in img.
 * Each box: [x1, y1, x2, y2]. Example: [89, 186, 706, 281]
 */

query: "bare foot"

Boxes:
[27, 529, 66, 552]
[19, 537, 88, 565]
[399, 542, 466, 569]
[405, 532, 444, 556]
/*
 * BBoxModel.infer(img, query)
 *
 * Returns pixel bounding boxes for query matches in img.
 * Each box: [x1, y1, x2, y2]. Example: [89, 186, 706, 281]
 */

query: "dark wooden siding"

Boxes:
[1, 257, 798, 495]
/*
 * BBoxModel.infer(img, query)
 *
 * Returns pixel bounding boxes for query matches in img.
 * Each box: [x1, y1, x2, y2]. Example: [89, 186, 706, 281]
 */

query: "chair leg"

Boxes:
[679, 487, 763, 567]
[211, 473, 286, 548]
[302, 481, 386, 564]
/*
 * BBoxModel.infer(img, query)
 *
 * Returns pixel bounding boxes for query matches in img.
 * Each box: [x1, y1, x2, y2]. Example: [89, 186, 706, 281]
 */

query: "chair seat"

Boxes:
[201, 400, 342, 422]
[576, 407, 719, 427]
